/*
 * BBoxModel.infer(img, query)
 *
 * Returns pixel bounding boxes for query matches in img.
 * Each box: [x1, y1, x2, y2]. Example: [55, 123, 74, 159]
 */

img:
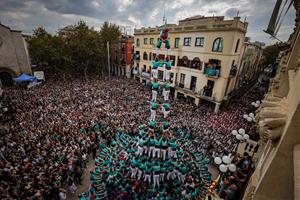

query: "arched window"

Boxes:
[143, 52, 148, 60]
[212, 37, 223, 52]
[235, 39, 240, 53]
[136, 38, 140, 47]
[149, 52, 152, 61]
[182, 56, 188, 67]
[191, 57, 201, 70]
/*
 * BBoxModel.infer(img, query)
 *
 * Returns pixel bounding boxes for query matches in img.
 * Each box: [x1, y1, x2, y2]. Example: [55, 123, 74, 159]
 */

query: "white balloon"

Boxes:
[249, 113, 254, 118]
[222, 156, 230, 164]
[236, 134, 243, 140]
[251, 102, 255, 106]
[228, 164, 236, 172]
[219, 164, 228, 173]
[255, 103, 259, 108]
[256, 100, 260, 104]
[243, 134, 250, 140]
[231, 130, 238, 135]
[243, 114, 248, 119]
[238, 128, 245, 135]
[247, 117, 253, 122]
[214, 157, 222, 165]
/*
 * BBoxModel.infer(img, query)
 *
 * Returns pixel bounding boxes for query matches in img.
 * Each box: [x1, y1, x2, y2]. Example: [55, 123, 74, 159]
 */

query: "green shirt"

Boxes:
[149, 121, 156, 129]
[162, 121, 170, 129]
[164, 61, 172, 70]
[152, 82, 159, 90]
[152, 61, 160, 69]
[151, 102, 158, 110]
[163, 83, 170, 90]
[162, 103, 170, 111]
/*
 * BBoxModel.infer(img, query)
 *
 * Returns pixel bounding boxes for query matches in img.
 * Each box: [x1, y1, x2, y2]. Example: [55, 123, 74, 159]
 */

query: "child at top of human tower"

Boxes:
[155, 26, 170, 55]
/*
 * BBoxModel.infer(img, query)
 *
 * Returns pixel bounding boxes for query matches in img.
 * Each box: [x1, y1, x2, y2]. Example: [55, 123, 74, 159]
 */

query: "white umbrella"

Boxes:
[214, 157, 222, 165]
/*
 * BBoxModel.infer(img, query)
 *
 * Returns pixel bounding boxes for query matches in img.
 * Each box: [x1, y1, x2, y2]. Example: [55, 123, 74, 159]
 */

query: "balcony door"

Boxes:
[190, 76, 197, 91]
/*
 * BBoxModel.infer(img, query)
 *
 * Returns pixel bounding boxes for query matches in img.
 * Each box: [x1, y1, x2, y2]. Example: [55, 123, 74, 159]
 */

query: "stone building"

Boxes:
[237, 39, 265, 87]
[0, 23, 32, 86]
[111, 34, 134, 78]
[133, 15, 248, 112]
[244, 0, 300, 199]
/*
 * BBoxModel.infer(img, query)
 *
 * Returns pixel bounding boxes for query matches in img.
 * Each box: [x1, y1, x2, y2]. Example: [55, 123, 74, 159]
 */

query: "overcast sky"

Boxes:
[0, 0, 296, 45]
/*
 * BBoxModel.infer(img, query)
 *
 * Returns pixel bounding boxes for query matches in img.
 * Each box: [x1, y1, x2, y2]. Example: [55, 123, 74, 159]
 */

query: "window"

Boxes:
[190, 76, 197, 91]
[235, 39, 240, 53]
[183, 37, 191, 46]
[169, 55, 176, 66]
[174, 37, 180, 48]
[212, 37, 223, 52]
[149, 52, 152, 61]
[180, 73, 185, 84]
[144, 38, 148, 44]
[143, 52, 148, 60]
[195, 37, 204, 47]
[150, 38, 154, 45]
[170, 73, 174, 83]
[136, 38, 140, 47]
[143, 65, 146, 72]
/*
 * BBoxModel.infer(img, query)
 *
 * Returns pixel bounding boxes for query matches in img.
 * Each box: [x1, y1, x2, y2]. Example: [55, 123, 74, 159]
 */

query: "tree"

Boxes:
[262, 42, 282, 66]
[100, 22, 121, 76]
[28, 27, 53, 66]
[68, 20, 103, 80]
[28, 21, 119, 80]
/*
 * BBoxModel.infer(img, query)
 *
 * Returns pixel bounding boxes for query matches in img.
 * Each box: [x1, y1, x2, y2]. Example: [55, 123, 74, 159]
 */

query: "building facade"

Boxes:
[244, 0, 300, 199]
[0, 23, 32, 86]
[111, 34, 134, 78]
[237, 39, 265, 88]
[133, 15, 248, 112]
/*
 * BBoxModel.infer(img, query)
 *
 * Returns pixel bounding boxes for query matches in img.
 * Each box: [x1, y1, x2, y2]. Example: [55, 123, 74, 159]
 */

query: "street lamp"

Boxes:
[214, 154, 236, 173]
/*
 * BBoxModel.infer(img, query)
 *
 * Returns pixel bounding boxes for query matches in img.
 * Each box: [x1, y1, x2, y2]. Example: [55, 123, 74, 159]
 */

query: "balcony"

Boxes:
[175, 83, 198, 95]
[203, 67, 220, 78]
[134, 54, 140, 61]
[200, 88, 216, 102]
[177, 56, 203, 70]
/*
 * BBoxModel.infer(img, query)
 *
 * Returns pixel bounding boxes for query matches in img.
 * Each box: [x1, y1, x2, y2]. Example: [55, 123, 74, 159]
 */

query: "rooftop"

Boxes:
[134, 15, 248, 35]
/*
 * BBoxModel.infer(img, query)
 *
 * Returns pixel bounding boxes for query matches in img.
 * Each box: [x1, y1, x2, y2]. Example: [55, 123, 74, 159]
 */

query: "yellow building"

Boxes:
[133, 15, 248, 112]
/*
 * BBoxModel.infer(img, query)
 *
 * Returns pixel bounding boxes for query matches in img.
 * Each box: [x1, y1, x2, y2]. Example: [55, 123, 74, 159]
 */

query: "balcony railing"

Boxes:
[175, 83, 198, 95]
[199, 89, 216, 101]
[203, 67, 220, 78]
[134, 54, 140, 61]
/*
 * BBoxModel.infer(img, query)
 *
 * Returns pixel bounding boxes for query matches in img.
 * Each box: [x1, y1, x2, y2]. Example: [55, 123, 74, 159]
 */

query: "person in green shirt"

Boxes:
[144, 162, 152, 185]
[131, 158, 140, 178]
[148, 135, 156, 158]
[137, 162, 145, 181]
[153, 136, 161, 158]
[150, 102, 158, 121]
[151, 58, 160, 79]
[160, 137, 168, 161]
[152, 161, 161, 188]
[151, 81, 159, 102]
[163, 58, 173, 82]
[162, 83, 171, 102]
[169, 139, 178, 158]
[162, 103, 170, 119]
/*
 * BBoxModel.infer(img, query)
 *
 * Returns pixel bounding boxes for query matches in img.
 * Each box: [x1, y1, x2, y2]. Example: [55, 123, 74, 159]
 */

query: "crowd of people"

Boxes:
[0, 76, 263, 199]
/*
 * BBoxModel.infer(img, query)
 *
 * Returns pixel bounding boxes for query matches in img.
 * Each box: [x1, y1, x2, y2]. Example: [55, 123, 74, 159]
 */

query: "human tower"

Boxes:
[87, 20, 212, 200]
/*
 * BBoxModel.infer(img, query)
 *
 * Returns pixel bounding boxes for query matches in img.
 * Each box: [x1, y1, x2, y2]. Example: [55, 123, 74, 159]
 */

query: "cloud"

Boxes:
[0, 0, 296, 44]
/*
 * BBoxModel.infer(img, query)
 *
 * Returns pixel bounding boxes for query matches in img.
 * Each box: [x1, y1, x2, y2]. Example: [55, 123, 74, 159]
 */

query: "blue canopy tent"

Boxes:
[13, 73, 37, 82]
